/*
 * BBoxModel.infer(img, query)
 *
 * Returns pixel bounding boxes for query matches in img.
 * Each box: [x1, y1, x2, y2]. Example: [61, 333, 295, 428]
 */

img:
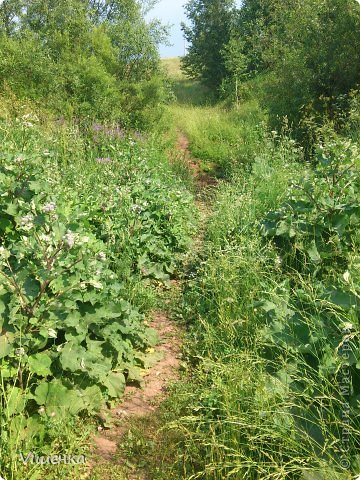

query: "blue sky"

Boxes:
[146, 0, 188, 58]
[146, 0, 244, 58]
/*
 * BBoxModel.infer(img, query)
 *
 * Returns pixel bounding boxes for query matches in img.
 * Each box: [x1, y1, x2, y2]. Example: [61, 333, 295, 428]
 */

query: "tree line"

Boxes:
[0, 0, 167, 126]
[182, 0, 360, 144]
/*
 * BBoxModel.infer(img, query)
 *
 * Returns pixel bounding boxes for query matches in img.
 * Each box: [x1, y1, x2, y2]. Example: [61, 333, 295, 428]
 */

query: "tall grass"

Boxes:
[122, 88, 359, 479]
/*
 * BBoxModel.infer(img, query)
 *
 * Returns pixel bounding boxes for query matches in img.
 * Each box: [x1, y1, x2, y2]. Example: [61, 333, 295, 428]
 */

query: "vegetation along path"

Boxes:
[0, 1, 359, 479]
[90, 60, 219, 479]
[92, 54, 359, 479]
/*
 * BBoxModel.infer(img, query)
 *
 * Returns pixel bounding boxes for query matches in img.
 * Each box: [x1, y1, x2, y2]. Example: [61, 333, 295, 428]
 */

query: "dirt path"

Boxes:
[92, 310, 182, 461]
[176, 130, 218, 193]
[90, 131, 214, 479]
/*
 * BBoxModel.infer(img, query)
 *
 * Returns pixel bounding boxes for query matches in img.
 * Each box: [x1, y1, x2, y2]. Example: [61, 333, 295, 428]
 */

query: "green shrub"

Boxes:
[0, 106, 196, 478]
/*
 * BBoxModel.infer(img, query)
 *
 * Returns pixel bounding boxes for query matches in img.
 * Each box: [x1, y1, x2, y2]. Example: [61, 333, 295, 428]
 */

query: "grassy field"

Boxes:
[0, 57, 359, 480]
[113, 59, 359, 480]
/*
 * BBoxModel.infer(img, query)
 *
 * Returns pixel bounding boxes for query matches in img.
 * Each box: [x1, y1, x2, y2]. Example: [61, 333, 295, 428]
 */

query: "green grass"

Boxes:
[114, 75, 359, 480]
[162, 59, 266, 177]
[169, 101, 265, 177]
[1, 61, 359, 480]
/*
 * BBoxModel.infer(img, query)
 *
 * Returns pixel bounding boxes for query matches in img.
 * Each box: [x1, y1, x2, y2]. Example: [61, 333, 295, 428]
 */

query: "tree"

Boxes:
[181, 0, 234, 89]
[262, 0, 360, 133]
[0, 0, 167, 126]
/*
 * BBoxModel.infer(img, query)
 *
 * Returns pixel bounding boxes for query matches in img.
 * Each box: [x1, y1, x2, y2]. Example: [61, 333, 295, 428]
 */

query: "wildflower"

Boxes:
[20, 214, 34, 231]
[275, 256, 282, 267]
[133, 131, 145, 141]
[63, 231, 76, 248]
[39, 233, 51, 243]
[43, 202, 56, 213]
[0, 246, 10, 259]
[97, 252, 107, 262]
[48, 328, 57, 338]
[15, 348, 25, 356]
[131, 204, 142, 214]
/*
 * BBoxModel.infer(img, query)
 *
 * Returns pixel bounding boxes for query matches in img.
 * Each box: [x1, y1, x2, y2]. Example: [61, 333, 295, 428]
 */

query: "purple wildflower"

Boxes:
[104, 126, 126, 139]
[92, 123, 103, 132]
[133, 131, 146, 141]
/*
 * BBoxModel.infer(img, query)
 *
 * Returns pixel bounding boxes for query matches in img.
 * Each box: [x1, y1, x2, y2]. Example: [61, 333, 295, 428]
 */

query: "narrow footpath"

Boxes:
[89, 128, 217, 480]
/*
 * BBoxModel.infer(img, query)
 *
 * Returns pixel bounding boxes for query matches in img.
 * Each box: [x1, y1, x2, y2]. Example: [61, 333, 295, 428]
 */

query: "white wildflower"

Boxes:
[275, 256, 282, 267]
[0, 246, 10, 259]
[48, 328, 57, 338]
[97, 252, 106, 262]
[343, 271, 350, 283]
[20, 213, 34, 231]
[63, 231, 76, 248]
[39, 233, 51, 243]
[131, 204, 142, 214]
[43, 202, 56, 213]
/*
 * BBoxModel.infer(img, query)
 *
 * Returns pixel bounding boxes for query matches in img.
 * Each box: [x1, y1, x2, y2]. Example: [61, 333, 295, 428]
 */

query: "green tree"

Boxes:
[181, 0, 234, 89]
[0, 0, 167, 126]
[263, 0, 360, 135]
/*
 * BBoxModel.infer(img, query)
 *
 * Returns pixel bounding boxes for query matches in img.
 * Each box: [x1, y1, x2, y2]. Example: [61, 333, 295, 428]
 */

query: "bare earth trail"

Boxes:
[92, 310, 182, 462]
[90, 130, 216, 479]
[176, 129, 218, 192]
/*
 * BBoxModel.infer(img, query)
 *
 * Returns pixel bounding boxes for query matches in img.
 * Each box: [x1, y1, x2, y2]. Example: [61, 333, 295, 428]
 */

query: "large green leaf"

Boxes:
[33, 380, 85, 416]
[28, 352, 52, 376]
[23, 277, 41, 299]
[103, 372, 125, 398]
[307, 240, 321, 263]
[0, 332, 14, 359]
[6, 387, 26, 416]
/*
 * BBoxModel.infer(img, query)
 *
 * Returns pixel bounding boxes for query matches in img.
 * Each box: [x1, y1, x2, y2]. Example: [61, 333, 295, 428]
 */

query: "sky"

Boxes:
[146, 0, 188, 58]
[146, 0, 244, 58]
